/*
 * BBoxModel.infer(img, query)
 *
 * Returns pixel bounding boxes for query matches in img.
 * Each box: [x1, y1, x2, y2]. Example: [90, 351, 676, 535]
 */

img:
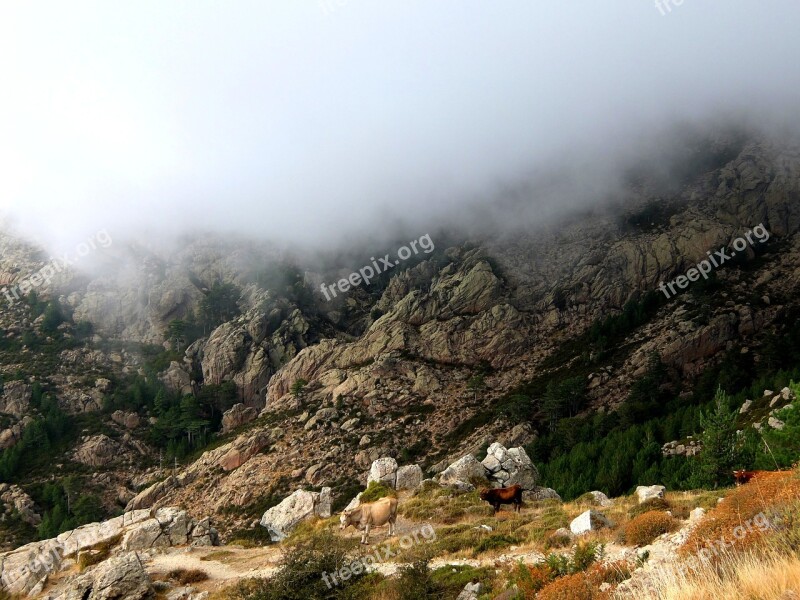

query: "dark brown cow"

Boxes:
[733, 470, 766, 485]
[479, 484, 523, 514]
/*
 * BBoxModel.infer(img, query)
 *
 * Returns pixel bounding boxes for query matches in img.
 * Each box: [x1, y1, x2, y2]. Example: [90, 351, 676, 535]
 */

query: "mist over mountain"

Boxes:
[2, 1, 800, 255]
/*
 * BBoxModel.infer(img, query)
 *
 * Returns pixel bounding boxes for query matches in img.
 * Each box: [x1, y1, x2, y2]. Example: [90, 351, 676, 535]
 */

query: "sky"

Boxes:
[1, 1, 800, 255]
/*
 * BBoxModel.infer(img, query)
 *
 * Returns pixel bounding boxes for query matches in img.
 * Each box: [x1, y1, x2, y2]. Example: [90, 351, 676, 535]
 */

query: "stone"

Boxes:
[368, 457, 398, 488]
[340, 417, 360, 432]
[259, 488, 332, 541]
[0, 483, 41, 526]
[304, 408, 338, 430]
[768, 416, 786, 430]
[481, 455, 502, 473]
[73, 434, 120, 467]
[570, 510, 612, 535]
[111, 410, 141, 429]
[65, 552, 154, 600]
[586, 491, 613, 507]
[690, 507, 706, 522]
[0, 381, 31, 418]
[221, 403, 258, 434]
[395, 464, 423, 490]
[635, 485, 666, 504]
[456, 581, 484, 600]
[435, 455, 487, 489]
[523, 487, 562, 502]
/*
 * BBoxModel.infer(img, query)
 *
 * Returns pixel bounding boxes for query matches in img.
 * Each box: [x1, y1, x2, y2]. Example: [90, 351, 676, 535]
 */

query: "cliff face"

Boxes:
[2, 131, 800, 543]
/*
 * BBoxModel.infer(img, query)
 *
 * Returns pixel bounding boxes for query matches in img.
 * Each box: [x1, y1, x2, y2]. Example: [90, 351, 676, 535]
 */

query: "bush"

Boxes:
[617, 511, 677, 546]
[167, 568, 209, 584]
[545, 531, 573, 550]
[229, 528, 362, 599]
[537, 572, 606, 600]
[511, 562, 555, 599]
[628, 497, 671, 518]
[359, 480, 396, 503]
[473, 534, 519, 555]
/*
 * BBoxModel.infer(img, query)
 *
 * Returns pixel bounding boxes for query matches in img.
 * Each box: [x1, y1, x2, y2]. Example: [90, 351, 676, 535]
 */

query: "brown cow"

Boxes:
[479, 484, 523, 514]
[733, 470, 766, 485]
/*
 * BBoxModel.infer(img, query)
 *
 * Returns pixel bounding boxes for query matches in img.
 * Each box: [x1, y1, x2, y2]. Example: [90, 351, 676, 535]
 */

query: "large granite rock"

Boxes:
[368, 457, 399, 488]
[259, 487, 332, 541]
[221, 403, 258, 434]
[395, 465, 424, 490]
[0, 381, 31, 418]
[0, 483, 41, 527]
[73, 434, 120, 468]
[635, 485, 666, 504]
[435, 455, 487, 490]
[570, 510, 612, 535]
[482, 443, 539, 489]
[58, 552, 155, 600]
[0, 507, 215, 595]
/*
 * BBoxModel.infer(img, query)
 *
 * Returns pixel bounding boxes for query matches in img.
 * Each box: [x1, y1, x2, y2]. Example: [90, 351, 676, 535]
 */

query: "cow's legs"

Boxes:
[388, 518, 396, 537]
[362, 523, 371, 545]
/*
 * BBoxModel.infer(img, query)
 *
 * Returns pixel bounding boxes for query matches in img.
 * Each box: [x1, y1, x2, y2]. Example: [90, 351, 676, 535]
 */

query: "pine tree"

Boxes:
[697, 386, 739, 488]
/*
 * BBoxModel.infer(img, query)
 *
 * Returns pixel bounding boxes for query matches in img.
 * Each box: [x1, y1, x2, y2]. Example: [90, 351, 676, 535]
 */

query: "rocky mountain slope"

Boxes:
[2, 127, 800, 560]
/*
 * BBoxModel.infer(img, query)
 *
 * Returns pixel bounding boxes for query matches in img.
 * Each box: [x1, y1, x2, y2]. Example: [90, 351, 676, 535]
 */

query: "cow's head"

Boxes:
[339, 509, 355, 530]
[478, 488, 491, 501]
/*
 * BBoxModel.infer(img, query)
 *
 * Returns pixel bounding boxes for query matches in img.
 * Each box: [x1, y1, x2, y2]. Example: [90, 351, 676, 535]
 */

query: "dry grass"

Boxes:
[617, 511, 678, 546]
[682, 470, 800, 554]
[616, 548, 800, 599]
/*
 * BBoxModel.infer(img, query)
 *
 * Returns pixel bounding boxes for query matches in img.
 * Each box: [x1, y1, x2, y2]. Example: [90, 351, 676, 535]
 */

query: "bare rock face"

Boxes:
[0, 381, 31, 418]
[0, 507, 215, 596]
[0, 483, 41, 527]
[395, 465, 424, 490]
[73, 434, 120, 467]
[160, 361, 193, 396]
[221, 403, 258, 434]
[111, 410, 141, 430]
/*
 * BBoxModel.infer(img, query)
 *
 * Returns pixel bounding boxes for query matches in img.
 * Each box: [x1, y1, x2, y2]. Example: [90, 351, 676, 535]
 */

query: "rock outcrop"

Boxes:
[0, 508, 216, 596]
[259, 488, 332, 542]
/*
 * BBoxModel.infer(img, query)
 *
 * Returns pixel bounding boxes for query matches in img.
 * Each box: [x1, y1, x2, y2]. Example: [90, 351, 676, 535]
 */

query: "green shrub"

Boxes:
[359, 480, 396, 503]
[627, 497, 671, 518]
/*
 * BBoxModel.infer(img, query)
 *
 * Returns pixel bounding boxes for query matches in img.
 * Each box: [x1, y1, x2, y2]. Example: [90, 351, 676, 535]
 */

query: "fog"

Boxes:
[1, 1, 800, 256]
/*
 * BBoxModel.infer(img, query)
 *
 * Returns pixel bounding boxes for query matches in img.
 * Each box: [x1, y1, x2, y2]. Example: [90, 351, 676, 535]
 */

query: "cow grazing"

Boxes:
[479, 484, 524, 514]
[733, 470, 766, 485]
[340, 496, 398, 544]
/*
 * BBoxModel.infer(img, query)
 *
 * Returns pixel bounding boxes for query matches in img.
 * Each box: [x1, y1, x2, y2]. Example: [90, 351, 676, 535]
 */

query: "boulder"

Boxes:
[635, 485, 666, 504]
[221, 403, 259, 434]
[768, 416, 786, 430]
[480, 443, 539, 489]
[690, 507, 706, 522]
[570, 510, 612, 535]
[368, 457, 398, 488]
[0, 483, 41, 526]
[216, 431, 271, 471]
[456, 580, 484, 600]
[259, 488, 332, 541]
[523, 487, 562, 502]
[435, 455, 487, 490]
[62, 552, 154, 600]
[395, 465, 424, 490]
[586, 491, 613, 507]
[111, 410, 141, 429]
[160, 361, 194, 396]
[739, 399, 752, 414]
[304, 408, 338, 431]
[73, 434, 120, 467]
[0, 381, 31, 418]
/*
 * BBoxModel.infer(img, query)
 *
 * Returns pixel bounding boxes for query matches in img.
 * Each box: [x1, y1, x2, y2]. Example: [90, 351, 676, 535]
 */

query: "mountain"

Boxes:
[2, 127, 800, 598]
